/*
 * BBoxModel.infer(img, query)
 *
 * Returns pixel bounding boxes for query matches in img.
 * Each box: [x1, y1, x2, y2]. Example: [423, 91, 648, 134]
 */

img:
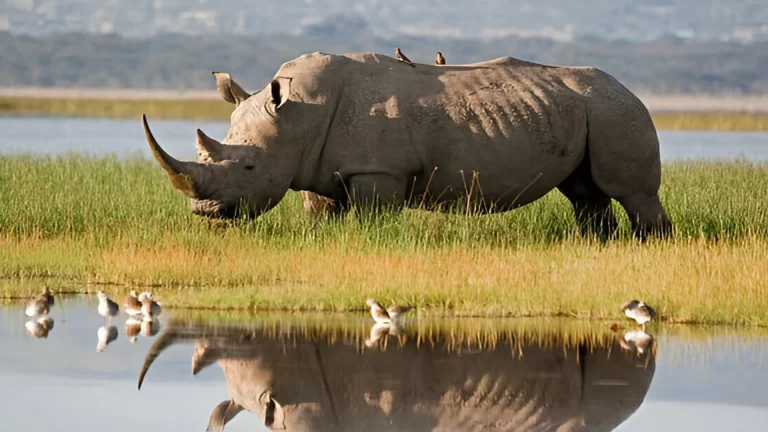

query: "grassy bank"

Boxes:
[2, 95, 768, 131]
[1, 156, 768, 324]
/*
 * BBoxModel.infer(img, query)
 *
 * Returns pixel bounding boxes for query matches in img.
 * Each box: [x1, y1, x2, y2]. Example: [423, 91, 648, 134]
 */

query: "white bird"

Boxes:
[138, 292, 162, 317]
[97, 291, 119, 322]
[25, 316, 54, 339]
[97, 325, 118, 352]
[25, 287, 53, 317]
[124, 290, 143, 317]
[621, 300, 656, 330]
[365, 298, 413, 324]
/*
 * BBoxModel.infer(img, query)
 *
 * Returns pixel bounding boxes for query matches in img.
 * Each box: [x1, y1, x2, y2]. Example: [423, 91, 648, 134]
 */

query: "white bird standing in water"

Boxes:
[621, 300, 656, 330]
[124, 290, 143, 317]
[25, 287, 53, 317]
[138, 292, 162, 317]
[366, 298, 413, 324]
[97, 291, 119, 322]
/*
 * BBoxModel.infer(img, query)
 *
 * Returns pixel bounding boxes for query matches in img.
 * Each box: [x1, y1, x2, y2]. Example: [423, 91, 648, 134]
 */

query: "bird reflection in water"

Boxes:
[137, 316, 658, 432]
[96, 325, 118, 352]
[25, 316, 54, 339]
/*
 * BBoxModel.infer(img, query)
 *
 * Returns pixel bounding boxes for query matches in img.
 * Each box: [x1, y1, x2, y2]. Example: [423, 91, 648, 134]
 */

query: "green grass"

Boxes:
[1, 156, 768, 325]
[1, 96, 767, 130]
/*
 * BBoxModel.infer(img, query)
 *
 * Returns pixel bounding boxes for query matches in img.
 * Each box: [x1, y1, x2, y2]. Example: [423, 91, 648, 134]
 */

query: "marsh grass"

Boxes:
[1, 156, 768, 324]
[2, 96, 768, 131]
[0, 97, 232, 121]
[652, 112, 768, 132]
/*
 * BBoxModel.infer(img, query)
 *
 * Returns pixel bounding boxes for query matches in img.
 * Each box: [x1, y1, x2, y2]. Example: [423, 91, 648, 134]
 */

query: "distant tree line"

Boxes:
[0, 31, 766, 95]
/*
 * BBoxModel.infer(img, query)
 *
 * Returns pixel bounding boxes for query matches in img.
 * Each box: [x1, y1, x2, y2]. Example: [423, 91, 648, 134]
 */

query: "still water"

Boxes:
[1, 298, 767, 431]
[0, 116, 767, 161]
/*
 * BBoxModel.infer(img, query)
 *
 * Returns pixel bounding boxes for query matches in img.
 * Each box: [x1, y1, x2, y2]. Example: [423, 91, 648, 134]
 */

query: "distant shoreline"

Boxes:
[0, 87, 766, 113]
[1, 89, 767, 131]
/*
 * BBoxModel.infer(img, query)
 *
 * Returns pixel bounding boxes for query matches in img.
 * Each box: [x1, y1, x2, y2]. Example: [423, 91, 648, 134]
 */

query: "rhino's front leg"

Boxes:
[347, 174, 407, 215]
[300, 191, 341, 218]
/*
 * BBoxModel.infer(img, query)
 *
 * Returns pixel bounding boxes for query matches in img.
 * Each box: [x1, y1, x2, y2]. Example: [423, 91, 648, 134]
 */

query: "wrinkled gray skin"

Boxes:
[143, 52, 673, 238]
[137, 319, 655, 431]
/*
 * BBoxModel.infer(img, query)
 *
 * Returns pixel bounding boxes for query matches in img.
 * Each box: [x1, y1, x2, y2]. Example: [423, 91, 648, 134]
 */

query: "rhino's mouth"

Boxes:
[190, 199, 245, 220]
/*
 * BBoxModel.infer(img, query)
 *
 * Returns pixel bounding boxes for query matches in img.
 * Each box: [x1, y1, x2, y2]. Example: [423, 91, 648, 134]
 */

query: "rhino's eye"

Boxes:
[244, 165, 254, 171]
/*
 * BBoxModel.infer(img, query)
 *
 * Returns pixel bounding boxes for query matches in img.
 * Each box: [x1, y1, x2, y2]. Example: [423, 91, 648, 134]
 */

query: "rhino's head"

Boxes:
[142, 75, 308, 220]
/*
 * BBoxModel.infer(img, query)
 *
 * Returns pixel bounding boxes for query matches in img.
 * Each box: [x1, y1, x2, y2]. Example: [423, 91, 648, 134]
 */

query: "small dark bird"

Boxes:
[41, 287, 54, 307]
[395, 48, 416, 67]
[436, 52, 446, 65]
[621, 300, 656, 330]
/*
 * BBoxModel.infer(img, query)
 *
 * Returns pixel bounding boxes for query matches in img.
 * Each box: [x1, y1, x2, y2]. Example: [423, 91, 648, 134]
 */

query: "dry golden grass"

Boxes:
[2, 235, 767, 325]
[1, 157, 767, 324]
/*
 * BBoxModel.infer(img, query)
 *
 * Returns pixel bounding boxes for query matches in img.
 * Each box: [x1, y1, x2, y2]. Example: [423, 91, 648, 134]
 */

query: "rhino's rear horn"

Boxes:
[142, 114, 205, 198]
[196, 129, 223, 158]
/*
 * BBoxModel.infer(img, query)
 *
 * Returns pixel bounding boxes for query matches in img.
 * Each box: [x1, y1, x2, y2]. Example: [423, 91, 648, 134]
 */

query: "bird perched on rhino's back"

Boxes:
[621, 300, 656, 329]
[436, 51, 446, 65]
[395, 47, 416, 67]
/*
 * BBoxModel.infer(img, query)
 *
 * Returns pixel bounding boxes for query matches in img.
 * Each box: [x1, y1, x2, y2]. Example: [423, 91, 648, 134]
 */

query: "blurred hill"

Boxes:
[3, 0, 768, 43]
[1, 29, 766, 95]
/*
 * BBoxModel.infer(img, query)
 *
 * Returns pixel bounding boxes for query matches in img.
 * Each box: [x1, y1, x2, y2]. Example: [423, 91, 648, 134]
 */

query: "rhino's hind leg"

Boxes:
[557, 156, 619, 240]
[616, 193, 673, 240]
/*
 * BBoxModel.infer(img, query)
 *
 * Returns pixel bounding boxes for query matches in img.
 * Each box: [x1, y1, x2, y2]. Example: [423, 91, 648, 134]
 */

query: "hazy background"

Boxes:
[1, 0, 767, 94]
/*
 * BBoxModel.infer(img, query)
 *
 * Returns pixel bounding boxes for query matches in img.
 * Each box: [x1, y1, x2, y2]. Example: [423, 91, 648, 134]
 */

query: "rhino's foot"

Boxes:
[617, 193, 674, 241]
[572, 198, 619, 241]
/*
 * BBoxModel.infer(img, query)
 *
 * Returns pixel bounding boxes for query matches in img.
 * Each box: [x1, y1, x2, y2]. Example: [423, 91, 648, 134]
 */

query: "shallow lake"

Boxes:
[0, 116, 767, 162]
[1, 298, 767, 431]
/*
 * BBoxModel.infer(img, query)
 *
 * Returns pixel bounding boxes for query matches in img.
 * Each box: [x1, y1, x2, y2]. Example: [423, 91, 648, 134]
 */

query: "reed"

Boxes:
[1, 156, 767, 324]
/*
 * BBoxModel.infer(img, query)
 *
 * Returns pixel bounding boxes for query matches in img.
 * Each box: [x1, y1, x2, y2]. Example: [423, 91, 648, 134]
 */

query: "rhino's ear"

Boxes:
[212, 71, 251, 106]
[270, 77, 292, 111]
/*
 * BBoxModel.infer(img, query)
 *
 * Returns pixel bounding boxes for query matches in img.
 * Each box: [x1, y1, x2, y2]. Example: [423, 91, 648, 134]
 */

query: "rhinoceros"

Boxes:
[137, 318, 655, 431]
[142, 52, 673, 238]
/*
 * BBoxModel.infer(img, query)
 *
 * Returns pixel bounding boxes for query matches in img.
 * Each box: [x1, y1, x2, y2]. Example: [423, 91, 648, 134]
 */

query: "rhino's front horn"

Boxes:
[142, 114, 204, 198]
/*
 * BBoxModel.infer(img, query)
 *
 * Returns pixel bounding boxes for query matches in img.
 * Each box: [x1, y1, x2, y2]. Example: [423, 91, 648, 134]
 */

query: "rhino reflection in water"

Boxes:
[137, 319, 655, 431]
